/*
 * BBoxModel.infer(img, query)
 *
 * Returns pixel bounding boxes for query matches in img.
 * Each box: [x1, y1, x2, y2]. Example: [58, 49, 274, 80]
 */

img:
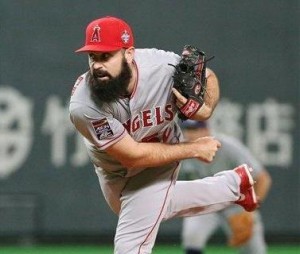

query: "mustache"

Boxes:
[93, 69, 112, 79]
[88, 59, 132, 105]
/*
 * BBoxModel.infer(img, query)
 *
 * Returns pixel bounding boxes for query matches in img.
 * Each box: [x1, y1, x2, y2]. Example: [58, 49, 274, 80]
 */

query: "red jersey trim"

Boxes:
[138, 165, 178, 253]
[130, 60, 139, 99]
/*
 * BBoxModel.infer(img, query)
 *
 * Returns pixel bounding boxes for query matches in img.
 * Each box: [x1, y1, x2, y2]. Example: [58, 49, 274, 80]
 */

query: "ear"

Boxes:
[124, 47, 135, 64]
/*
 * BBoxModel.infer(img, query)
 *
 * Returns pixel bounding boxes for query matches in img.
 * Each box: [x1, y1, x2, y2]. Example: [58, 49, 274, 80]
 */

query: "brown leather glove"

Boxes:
[227, 211, 254, 247]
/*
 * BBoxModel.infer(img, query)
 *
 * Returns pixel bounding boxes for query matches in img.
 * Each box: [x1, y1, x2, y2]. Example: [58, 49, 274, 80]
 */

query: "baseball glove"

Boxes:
[227, 211, 254, 247]
[170, 45, 214, 120]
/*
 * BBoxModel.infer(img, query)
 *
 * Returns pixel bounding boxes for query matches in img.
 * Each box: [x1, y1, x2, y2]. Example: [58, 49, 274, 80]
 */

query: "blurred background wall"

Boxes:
[0, 0, 299, 244]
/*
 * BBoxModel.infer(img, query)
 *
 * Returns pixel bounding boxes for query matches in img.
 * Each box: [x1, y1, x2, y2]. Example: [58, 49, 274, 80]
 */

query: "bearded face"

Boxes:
[88, 58, 132, 105]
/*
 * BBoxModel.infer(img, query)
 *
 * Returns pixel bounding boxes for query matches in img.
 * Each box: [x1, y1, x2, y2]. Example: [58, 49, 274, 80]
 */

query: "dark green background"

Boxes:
[0, 0, 299, 244]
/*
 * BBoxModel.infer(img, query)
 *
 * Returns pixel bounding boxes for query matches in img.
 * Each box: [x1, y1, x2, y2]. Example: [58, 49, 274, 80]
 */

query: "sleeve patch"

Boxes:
[91, 118, 114, 140]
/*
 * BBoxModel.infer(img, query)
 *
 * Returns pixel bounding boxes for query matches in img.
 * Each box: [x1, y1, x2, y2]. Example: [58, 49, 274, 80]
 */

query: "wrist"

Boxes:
[191, 102, 210, 120]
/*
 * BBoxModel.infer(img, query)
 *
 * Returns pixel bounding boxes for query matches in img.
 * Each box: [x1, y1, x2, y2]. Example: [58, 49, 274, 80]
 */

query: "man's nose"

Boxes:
[93, 61, 104, 69]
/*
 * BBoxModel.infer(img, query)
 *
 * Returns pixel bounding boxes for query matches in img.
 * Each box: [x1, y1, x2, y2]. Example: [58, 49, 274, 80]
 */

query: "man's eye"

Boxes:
[101, 54, 110, 60]
[89, 54, 96, 61]
[89, 53, 111, 62]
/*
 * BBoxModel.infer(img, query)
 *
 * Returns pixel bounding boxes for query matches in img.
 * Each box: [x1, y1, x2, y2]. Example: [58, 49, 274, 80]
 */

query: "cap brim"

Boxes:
[75, 44, 122, 53]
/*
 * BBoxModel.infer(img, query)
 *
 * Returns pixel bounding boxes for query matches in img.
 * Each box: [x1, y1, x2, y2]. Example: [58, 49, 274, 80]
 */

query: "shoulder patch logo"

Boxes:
[91, 25, 101, 42]
[91, 118, 113, 140]
[121, 30, 130, 44]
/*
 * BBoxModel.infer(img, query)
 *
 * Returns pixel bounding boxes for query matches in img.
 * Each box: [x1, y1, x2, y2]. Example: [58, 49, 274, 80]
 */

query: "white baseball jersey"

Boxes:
[70, 48, 188, 216]
[70, 48, 183, 178]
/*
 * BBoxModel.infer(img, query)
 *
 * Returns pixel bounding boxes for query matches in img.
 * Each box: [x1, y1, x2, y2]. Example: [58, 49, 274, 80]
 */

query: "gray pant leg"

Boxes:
[164, 170, 240, 219]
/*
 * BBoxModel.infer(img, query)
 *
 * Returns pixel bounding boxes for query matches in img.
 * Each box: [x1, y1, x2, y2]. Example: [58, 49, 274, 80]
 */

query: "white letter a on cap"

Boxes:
[91, 25, 101, 42]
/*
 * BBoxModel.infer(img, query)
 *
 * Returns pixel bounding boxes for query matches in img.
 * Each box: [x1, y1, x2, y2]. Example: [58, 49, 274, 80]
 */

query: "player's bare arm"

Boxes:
[194, 68, 220, 120]
[254, 169, 272, 202]
[105, 132, 221, 170]
[172, 68, 220, 121]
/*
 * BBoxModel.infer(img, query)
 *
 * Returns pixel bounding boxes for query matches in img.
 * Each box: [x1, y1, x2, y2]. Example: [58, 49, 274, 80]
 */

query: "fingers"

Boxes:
[216, 139, 221, 148]
[195, 136, 221, 163]
[181, 49, 190, 57]
[195, 136, 221, 148]
[210, 137, 221, 149]
[172, 88, 187, 108]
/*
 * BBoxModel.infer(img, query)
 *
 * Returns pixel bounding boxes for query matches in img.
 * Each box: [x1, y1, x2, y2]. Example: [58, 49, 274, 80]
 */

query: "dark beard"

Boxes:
[88, 59, 132, 105]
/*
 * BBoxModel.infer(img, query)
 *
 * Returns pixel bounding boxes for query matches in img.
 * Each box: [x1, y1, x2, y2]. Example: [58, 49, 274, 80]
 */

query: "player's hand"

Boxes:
[172, 87, 187, 109]
[193, 136, 221, 163]
[172, 87, 209, 121]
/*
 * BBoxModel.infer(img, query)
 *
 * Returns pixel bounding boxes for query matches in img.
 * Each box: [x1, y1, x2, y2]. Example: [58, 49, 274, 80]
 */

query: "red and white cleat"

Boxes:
[234, 164, 259, 212]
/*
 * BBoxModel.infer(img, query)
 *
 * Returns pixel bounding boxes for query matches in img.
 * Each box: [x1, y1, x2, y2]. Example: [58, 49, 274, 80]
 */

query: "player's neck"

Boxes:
[127, 60, 138, 96]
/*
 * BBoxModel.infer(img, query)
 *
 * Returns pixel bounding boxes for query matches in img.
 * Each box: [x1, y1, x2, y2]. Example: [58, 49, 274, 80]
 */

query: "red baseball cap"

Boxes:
[76, 16, 134, 53]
